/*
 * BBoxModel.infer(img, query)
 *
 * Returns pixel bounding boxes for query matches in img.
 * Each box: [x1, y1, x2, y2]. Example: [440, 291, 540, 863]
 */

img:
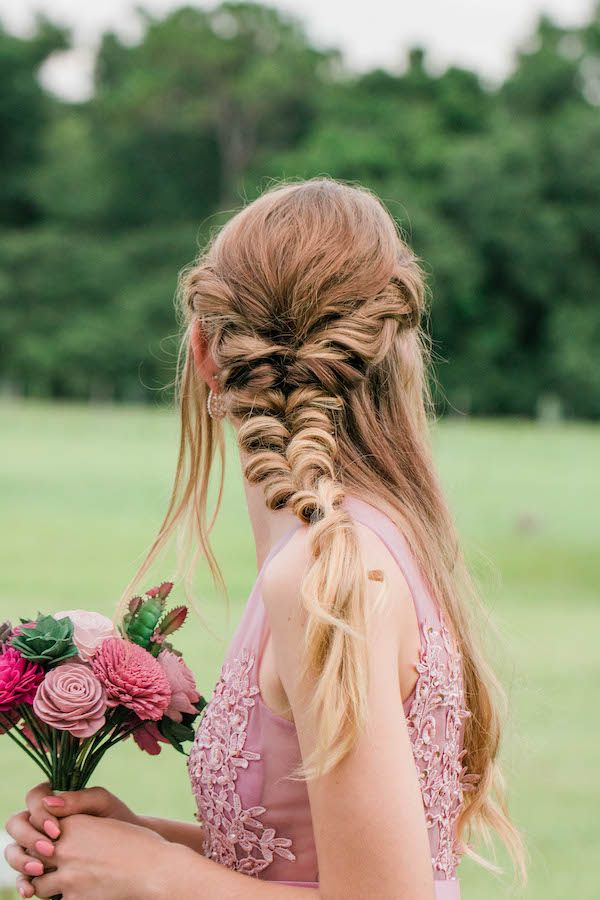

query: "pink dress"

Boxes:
[188, 496, 472, 898]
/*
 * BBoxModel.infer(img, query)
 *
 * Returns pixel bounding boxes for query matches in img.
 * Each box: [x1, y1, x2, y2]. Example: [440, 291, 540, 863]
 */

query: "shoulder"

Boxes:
[261, 517, 415, 647]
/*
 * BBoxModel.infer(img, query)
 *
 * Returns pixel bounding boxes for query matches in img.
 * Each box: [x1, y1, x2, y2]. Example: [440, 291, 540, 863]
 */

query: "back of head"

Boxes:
[184, 178, 425, 524]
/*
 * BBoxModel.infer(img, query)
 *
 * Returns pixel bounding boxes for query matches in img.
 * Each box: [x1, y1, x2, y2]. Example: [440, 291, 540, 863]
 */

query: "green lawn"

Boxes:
[1, 399, 598, 899]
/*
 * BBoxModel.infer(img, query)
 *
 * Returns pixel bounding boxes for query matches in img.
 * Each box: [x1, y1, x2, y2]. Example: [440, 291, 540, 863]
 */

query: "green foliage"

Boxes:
[0, 3, 598, 416]
[11, 614, 77, 665]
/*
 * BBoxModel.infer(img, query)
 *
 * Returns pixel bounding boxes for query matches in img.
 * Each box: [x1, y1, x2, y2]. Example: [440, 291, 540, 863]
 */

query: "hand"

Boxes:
[27, 813, 170, 899]
[29, 781, 139, 833]
[4, 782, 141, 898]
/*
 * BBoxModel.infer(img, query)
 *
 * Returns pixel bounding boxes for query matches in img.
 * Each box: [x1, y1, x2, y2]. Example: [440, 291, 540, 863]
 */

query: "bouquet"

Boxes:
[0, 581, 206, 792]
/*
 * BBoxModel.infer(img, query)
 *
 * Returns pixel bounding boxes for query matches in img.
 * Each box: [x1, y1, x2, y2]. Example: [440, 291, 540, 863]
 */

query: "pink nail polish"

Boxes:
[43, 819, 61, 839]
[35, 839, 55, 856]
[43, 796, 65, 808]
[24, 860, 44, 876]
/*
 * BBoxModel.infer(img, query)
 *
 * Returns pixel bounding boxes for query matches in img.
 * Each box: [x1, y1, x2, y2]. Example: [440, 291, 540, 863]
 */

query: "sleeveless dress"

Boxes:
[187, 495, 473, 898]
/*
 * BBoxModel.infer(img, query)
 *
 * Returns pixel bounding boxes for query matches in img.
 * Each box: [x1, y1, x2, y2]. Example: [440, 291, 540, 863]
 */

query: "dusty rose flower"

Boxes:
[158, 649, 199, 723]
[0, 646, 44, 711]
[132, 721, 170, 755]
[91, 638, 171, 721]
[33, 662, 107, 739]
[54, 610, 118, 662]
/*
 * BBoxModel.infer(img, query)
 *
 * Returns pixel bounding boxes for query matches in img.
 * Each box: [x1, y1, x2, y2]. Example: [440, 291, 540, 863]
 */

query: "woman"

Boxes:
[5, 178, 524, 899]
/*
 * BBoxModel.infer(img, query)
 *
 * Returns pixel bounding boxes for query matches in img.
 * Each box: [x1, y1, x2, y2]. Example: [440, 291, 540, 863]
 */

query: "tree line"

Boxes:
[1, 2, 599, 417]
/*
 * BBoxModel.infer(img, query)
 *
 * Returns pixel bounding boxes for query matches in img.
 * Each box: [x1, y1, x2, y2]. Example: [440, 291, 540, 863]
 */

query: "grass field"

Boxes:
[1, 399, 598, 899]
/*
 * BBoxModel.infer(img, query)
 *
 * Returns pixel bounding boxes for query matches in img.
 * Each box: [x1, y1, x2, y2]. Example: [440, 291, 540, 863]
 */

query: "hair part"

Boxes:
[116, 176, 526, 883]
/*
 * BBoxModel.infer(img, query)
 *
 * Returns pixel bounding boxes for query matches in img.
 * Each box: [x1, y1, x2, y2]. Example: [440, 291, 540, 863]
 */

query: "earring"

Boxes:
[207, 388, 227, 420]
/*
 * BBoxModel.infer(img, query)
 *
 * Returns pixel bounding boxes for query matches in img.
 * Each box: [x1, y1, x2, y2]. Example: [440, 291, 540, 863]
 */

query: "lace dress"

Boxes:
[187, 496, 473, 898]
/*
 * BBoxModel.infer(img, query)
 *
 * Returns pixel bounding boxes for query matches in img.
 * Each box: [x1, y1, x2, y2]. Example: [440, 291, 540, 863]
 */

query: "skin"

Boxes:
[4, 322, 434, 899]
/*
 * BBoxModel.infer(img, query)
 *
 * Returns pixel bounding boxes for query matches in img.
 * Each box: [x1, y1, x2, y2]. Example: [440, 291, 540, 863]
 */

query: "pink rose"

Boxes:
[54, 610, 118, 662]
[0, 647, 44, 711]
[91, 638, 171, 721]
[157, 649, 200, 723]
[33, 662, 107, 739]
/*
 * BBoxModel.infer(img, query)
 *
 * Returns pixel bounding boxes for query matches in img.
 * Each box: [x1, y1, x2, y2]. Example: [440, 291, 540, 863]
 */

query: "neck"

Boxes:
[237, 444, 301, 571]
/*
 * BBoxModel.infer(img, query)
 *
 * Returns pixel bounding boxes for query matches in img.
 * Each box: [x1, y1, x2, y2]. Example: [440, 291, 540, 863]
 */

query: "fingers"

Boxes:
[5, 811, 56, 859]
[42, 785, 112, 819]
[15, 874, 35, 899]
[25, 783, 61, 840]
[4, 841, 43, 876]
[30, 869, 64, 899]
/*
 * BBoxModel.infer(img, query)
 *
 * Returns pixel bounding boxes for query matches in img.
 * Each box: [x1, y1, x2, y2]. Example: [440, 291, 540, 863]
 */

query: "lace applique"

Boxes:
[187, 648, 296, 876]
[406, 611, 478, 879]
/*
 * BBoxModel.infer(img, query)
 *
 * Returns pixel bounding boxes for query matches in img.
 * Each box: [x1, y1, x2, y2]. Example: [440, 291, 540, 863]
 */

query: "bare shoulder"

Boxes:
[261, 518, 416, 641]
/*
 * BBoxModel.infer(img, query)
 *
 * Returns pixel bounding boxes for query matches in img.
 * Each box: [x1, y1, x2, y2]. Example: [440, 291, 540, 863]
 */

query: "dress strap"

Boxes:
[342, 494, 436, 626]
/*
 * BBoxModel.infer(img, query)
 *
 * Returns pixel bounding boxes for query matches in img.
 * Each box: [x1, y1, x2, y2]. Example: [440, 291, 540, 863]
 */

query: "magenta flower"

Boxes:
[91, 638, 171, 721]
[33, 662, 107, 739]
[158, 649, 200, 723]
[0, 646, 44, 712]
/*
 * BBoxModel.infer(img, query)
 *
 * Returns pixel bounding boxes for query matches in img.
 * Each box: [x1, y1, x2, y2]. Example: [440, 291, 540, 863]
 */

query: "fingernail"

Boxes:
[35, 839, 55, 856]
[43, 796, 65, 808]
[43, 819, 61, 839]
[19, 888, 30, 898]
[24, 860, 44, 876]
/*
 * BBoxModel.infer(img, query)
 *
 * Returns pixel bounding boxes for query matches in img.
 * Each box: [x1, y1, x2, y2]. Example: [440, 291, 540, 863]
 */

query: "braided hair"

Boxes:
[181, 182, 423, 775]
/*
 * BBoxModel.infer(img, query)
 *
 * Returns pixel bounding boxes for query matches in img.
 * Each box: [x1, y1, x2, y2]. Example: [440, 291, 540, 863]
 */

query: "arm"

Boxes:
[261, 522, 435, 900]
[136, 814, 204, 852]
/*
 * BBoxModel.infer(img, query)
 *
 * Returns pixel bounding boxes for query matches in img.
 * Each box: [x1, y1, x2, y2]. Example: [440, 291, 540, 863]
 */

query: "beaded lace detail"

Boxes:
[406, 611, 478, 878]
[188, 610, 475, 881]
[187, 648, 296, 875]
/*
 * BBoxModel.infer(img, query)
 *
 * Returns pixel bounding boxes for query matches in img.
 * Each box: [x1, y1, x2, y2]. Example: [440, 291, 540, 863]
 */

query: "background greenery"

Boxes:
[1, 399, 599, 899]
[1, 2, 599, 416]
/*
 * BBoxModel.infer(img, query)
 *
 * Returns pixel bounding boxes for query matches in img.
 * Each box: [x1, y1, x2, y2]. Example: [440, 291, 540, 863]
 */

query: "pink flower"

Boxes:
[0, 647, 44, 711]
[33, 662, 107, 739]
[158, 649, 200, 723]
[91, 638, 171, 721]
[54, 610, 118, 662]
[132, 721, 170, 755]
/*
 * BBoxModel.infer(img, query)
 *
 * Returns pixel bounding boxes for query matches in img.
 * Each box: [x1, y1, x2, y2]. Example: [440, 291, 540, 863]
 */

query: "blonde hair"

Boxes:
[118, 177, 525, 881]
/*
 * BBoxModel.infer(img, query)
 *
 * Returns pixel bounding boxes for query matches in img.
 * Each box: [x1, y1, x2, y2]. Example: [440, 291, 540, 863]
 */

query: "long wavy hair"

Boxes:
[117, 177, 525, 880]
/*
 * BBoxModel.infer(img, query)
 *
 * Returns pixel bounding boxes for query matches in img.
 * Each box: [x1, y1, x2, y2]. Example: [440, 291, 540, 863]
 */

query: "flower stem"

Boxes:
[0, 712, 52, 778]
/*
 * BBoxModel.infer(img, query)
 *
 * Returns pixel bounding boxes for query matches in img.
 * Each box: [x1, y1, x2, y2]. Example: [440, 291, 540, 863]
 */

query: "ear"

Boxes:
[190, 319, 220, 392]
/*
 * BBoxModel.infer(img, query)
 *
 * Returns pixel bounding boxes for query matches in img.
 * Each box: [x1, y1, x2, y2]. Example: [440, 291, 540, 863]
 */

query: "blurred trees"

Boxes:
[0, 2, 598, 416]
